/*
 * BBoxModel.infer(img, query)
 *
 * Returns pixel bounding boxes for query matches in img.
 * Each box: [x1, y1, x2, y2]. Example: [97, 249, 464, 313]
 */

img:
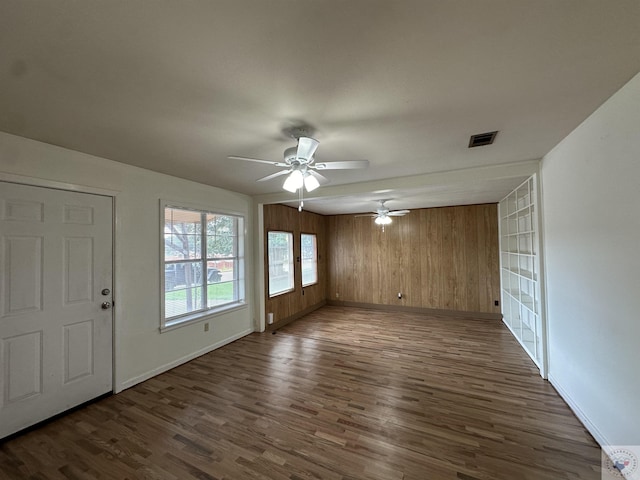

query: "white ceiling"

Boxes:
[1, 1, 639, 214]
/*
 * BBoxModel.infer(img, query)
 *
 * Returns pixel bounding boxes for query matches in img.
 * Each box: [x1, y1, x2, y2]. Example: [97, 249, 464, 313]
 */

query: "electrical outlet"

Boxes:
[494, 300, 500, 306]
[204, 322, 209, 332]
[336, 292, 339, 298]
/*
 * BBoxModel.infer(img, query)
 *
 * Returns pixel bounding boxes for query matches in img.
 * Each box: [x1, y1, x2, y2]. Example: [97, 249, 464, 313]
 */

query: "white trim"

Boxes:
[548, 373, 610, 447]
[535, 164, 550, 379]
[301, 232, 319, 287]
[266, 230, 295, 297]
[256, 202, 266, 332]
[0, 172, 120, 197]
[115, 328, 254, 393]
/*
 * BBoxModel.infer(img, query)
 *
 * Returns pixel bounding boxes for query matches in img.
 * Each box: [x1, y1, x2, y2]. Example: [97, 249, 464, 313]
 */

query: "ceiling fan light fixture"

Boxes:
[283, 170, 304, 192]
[303, 173, 320, 192]
[374, 215, 392, 225]
[229, 129, 369, 199]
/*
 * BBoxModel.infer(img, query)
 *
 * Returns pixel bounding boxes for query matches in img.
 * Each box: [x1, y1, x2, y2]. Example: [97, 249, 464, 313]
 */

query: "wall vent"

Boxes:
[468, 131, 498, 148]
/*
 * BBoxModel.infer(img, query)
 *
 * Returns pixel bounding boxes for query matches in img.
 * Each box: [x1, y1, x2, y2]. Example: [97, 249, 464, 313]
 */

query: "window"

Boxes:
[162, 203, 244, 329]
[301, 233, 318, 286]
[268, 231, 294, 297]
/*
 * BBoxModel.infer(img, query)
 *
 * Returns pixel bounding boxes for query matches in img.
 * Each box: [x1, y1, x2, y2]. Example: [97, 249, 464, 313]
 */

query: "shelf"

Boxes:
[520, 324, 536, 344]
[502, 290, 538, 315]
[498, 174, 543, 374]
[502, 251, 535, 257]
[506, 315, 521, 330]
[501, 204, 533, 219]
[520, 294, 537, 314]
[502, 267, 536, 281]
[502, 289, 520, 299]
[502, 230, 534, 237]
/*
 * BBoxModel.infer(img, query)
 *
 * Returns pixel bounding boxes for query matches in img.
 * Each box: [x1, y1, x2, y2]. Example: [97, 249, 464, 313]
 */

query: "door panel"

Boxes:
[64, 236, 94, 304]
[64, 319, 94, 383]
[3, 331, 42, 403]
[3, 235, 43, 315]
[0, 182, 113, 438]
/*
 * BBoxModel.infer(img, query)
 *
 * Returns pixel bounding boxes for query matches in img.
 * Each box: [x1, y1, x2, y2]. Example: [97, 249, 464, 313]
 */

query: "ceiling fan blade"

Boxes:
[354, 214, 377, 217]
[296, 137, 319, 161]
[228, 155, 289, 167]
[256, 170, 291, 182]
[314, 160, 369, 170]
[308, 170, 330, 185]
[388, 210, 410, 216]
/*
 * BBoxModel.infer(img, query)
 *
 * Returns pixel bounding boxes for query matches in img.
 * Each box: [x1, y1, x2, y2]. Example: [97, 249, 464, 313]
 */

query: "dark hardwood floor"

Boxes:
[0, 306, 601, 479]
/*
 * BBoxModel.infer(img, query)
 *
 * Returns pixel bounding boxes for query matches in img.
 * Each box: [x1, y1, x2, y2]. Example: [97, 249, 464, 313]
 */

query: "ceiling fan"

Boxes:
[356, 200, 410, 230]
[228, 127, 369, 194]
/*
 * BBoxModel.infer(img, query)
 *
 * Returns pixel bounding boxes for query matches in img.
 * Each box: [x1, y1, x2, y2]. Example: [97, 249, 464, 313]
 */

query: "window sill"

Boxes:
[268, 288, 295, 298]
[160, 302, 247, 333]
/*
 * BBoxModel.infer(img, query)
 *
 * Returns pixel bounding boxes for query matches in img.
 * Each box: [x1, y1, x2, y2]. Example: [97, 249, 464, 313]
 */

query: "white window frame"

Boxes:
[267, 231, 295, 297]
[161, 200, 245, 331]
[301, 233, 318, 287]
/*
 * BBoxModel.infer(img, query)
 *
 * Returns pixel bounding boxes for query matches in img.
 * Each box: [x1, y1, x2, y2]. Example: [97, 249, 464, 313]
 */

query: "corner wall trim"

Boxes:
[116, 328, 254, 393]
[326, 300, 502, 320]
[548, 374, 609, 448]
[267, 300, 327, 331]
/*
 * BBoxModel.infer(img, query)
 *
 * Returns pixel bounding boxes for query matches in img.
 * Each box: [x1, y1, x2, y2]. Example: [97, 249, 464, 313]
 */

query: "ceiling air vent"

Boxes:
[468, 131, 498, 148]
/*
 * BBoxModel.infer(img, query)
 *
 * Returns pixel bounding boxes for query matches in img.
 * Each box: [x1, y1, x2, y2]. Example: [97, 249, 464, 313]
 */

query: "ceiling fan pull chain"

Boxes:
[298, 186, 304, 212]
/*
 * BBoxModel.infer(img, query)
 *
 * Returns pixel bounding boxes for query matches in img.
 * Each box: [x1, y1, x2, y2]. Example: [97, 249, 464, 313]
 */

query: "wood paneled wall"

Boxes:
[327, 204, 501, 315]
[263, 204, 327, 327]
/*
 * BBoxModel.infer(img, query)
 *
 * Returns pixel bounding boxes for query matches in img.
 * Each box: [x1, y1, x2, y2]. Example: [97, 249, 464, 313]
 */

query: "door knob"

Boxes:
[101, 302, 111, 310]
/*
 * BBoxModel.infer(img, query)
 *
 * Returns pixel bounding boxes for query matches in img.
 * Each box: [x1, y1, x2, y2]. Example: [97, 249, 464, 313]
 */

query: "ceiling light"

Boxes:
[374, 215, 392, 225]
[303, 173, 320, 192]
[283, 170, 304, 192]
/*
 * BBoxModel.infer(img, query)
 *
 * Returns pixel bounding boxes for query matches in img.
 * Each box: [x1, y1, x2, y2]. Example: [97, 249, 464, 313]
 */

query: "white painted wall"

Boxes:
[541, 72, 640, 445]
[0, 132, 255, 392]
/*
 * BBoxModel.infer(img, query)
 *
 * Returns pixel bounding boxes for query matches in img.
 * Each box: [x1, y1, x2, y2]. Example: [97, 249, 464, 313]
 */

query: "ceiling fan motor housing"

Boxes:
[284, 146, 307, 164]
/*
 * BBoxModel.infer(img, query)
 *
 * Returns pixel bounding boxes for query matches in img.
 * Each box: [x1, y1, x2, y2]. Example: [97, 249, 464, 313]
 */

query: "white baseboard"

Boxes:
[116, 328, 254, 393]
[548, 373, 610, 447]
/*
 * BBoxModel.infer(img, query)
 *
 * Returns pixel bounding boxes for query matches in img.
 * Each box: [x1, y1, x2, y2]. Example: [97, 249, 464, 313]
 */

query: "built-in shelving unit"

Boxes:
[499, 175, 546, 376]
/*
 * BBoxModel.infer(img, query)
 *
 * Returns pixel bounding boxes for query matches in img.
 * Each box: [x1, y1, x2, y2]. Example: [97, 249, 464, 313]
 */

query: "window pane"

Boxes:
[206, 213, 235, 235]
[164, 207, 202, 261]
[207, 235, 235, 258]
[206, 259, 228, 279]
[165, 233, 201, 260]
[206, 264, 223, 284]
[301, 234, 318, 286]
[207, 281, 235, 307]
[206, 214, 236, 259]
[165, 285, 204, 318]
[165, 262, 204, 290]
[268, 231, 294, 296]
[165, 208, 202, 234]
[207, 259, 238, 307]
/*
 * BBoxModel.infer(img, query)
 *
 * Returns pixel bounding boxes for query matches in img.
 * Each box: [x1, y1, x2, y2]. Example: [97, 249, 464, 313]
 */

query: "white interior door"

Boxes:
[0, 182, 113, 438]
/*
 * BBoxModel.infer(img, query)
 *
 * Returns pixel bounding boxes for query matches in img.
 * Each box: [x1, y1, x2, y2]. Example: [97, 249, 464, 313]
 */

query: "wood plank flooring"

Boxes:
[0, 307, 601, 479]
